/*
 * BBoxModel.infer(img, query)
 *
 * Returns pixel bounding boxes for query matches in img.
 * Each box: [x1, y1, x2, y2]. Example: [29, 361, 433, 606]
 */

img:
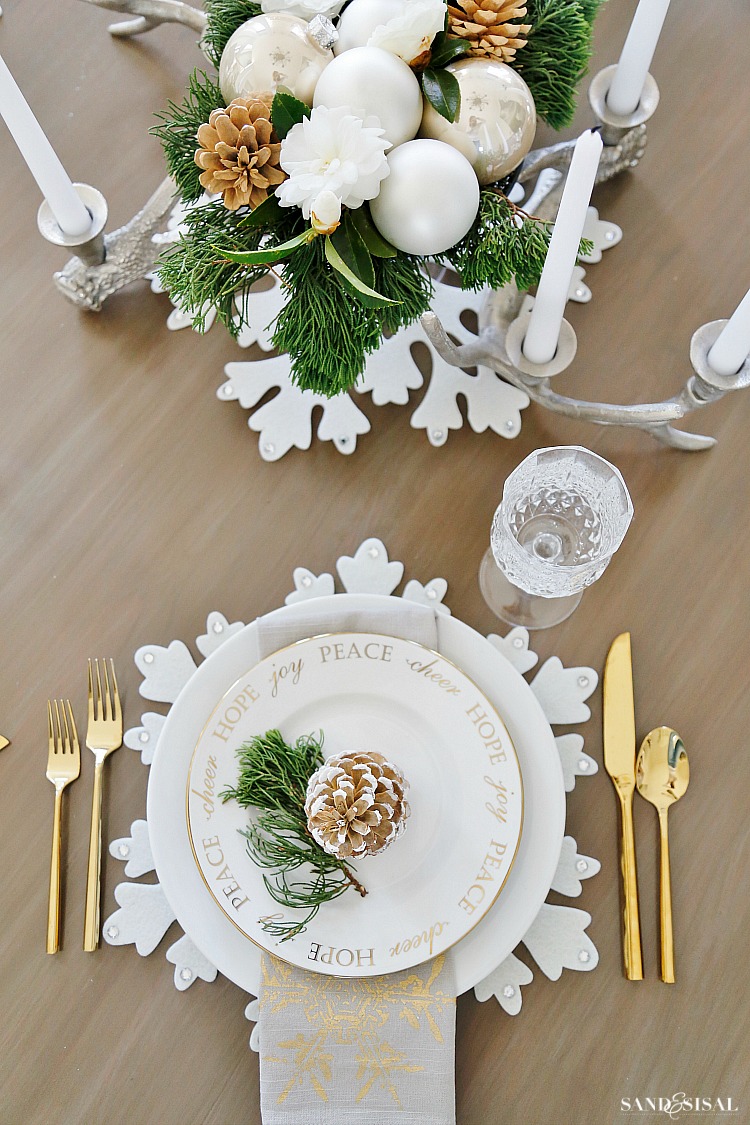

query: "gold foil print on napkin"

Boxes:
[258, 952, 457, 1118]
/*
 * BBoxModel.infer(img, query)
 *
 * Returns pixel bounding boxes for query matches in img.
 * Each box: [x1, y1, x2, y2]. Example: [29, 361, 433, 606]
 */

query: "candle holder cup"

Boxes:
[37, 182, 108, 267]
[588, 65, 660, 146]
[480, 446, 634, 629]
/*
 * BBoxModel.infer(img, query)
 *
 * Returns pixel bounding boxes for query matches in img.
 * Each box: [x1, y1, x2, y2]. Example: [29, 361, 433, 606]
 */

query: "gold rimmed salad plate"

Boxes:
[185, 632, 524, 978]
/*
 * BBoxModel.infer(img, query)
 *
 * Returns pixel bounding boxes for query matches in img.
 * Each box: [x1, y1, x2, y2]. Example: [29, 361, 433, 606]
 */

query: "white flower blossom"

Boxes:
[278, 106, 390, 218]
[310, 189, 342, 233]
[369, 0, 446, 64]
[261, 0, 344, 20]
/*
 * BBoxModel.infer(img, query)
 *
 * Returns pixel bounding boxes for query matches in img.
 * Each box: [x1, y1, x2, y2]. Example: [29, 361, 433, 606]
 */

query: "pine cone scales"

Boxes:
[448, 0, 531, 64]
[305, 751, 410, 860]
[195, 95, 285, 211]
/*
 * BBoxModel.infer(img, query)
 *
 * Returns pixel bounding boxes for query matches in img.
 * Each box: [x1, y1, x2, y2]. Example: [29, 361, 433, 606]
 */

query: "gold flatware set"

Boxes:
[604, 633, 690, 983]
[40, 638, 691, 982]
[45, 659, 122, 955]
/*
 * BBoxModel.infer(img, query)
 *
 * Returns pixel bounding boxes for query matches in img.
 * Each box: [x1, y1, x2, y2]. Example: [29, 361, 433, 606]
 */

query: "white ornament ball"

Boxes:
[313, 46, 422, 148]
[219, 13, 333, 107]
[369, 139, 480, 256]
[333, 0, 402, 54]
[420, 58, 536, 184]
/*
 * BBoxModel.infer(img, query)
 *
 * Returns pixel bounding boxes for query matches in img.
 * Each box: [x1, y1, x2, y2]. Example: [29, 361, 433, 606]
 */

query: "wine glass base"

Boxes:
[479, 549, 583, 630]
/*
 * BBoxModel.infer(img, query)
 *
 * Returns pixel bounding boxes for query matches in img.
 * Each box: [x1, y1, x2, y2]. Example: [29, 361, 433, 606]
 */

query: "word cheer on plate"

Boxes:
[187, 633, 524, 977]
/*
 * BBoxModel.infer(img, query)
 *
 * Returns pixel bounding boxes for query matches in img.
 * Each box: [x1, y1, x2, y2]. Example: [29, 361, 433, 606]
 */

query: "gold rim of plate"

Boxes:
[185, 631, 525, 976]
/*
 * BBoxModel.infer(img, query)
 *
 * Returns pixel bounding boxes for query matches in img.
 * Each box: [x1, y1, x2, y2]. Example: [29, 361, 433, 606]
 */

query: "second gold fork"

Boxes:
[83, 658, 123, 952]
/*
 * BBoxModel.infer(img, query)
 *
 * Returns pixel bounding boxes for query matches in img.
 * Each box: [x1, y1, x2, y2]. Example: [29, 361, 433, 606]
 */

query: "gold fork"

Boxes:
[83, 659, 123, 951]
[46, 700, 80, 954]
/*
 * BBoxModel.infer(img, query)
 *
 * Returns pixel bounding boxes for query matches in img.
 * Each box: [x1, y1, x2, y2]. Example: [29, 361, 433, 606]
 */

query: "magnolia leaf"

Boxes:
[421, 67, 461, 122]
[221, 228, 314, 265]
[350, 205, 398, 258]
[324, 236, 397, 307]
[429, 31, 471, 68]
[242, 191, 284, 230]
[331, 219, 375, 289]
[271, 88, 310, 139]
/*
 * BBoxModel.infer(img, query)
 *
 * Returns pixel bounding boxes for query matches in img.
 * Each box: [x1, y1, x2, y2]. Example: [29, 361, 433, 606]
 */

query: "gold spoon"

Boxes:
[636, 727, 690, 983]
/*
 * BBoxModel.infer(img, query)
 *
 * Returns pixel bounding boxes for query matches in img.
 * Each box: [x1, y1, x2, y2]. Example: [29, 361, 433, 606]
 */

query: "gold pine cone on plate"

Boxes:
[448, 0, 531, 65]
[305, 750, 410, 859]
[194, 95, 286, 211]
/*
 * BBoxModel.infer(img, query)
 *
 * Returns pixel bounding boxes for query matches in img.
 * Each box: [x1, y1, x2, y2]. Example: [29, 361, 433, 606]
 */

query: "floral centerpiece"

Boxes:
[154, 0, 601, 396]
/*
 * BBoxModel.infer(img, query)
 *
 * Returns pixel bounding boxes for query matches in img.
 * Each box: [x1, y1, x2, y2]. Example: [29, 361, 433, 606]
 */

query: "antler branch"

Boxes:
[78, 0, 207, 37]
[420, 312, 717, 451]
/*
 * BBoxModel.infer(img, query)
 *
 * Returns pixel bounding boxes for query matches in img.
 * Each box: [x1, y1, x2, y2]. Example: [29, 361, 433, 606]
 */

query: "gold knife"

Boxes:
[603, 632, 644, 980]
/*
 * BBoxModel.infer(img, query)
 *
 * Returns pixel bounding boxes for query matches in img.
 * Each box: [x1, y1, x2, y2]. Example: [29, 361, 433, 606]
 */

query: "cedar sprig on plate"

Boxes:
[221, 729, 367, 942]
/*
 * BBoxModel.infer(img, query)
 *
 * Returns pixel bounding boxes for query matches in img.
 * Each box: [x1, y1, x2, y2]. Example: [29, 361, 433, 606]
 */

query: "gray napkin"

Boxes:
[255, 600, 456, 1125]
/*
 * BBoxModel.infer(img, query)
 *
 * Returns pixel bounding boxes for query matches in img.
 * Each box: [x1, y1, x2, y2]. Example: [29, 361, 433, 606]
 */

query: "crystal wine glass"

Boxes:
[479, 446, 634, 629]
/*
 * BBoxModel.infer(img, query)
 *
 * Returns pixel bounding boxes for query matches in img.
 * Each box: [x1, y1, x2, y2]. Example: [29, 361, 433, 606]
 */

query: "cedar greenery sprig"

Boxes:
[221, 730, 367, 942]
[156, 199, 275, 335]
[449, 189, 553, 292]
[449, 188, 593, 293]
[202, 0, 262, 67]
[579, 0, 604, 27]
[272, 235, 388, 395]
[513, 0, 604, 130]
[151, 70, 224, 202]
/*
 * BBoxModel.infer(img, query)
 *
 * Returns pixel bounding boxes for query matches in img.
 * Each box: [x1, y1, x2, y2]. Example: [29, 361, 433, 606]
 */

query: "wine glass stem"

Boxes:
[530, 531, 564, 562]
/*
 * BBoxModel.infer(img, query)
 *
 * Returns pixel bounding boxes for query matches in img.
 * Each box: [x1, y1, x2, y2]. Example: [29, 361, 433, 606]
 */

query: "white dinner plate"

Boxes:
[148, 594, 565, 997]
[186, 632, 524, 977]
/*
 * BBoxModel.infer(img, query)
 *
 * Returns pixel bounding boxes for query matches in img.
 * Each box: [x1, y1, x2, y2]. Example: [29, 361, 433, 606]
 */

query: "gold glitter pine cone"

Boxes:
[194, 94, 285, 211]
[448, 0, 531, 64]
[305, 751, 410, 860]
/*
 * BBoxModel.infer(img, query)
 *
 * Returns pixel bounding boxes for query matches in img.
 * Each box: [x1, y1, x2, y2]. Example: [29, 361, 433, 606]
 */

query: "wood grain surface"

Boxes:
[1, 2, 749, 1122]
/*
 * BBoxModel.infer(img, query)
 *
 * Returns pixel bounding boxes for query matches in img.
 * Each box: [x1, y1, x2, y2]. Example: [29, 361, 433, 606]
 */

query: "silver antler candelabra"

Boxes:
[40, 0, 750, 450]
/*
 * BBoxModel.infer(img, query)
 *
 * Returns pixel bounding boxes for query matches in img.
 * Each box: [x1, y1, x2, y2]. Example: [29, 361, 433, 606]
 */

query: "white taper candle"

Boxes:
[0, 52, 92, 238]
[707, 288, 750, 378]
[607, 0, 671, 117]
[522, 130, 603, 367]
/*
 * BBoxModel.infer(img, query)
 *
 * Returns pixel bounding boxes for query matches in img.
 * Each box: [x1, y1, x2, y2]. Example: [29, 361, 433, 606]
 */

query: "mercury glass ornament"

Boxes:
[219, 13, 334, 107]
[369, 138, 480, 255]
[313, 45, 422, 148]
[420, 57, 536, 184]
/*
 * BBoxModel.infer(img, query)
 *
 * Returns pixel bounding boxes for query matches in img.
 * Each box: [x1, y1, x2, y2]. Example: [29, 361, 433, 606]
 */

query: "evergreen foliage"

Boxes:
[156, 200, 272, 334]
[449, 190, 553, 292]
[372, 251, 433, 336]
[273, 237, 385, 395]
[151, 70, 223, 201]
[515, 0, 602, 129]
[221, 730, 366, 941]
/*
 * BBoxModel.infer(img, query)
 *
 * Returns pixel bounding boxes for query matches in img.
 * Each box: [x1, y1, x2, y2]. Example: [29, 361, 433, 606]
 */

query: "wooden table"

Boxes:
[1, 2, 748, 1122]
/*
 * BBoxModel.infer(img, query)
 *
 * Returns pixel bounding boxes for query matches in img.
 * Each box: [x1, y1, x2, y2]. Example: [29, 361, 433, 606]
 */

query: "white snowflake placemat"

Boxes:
[103, 535, 601, 1048]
